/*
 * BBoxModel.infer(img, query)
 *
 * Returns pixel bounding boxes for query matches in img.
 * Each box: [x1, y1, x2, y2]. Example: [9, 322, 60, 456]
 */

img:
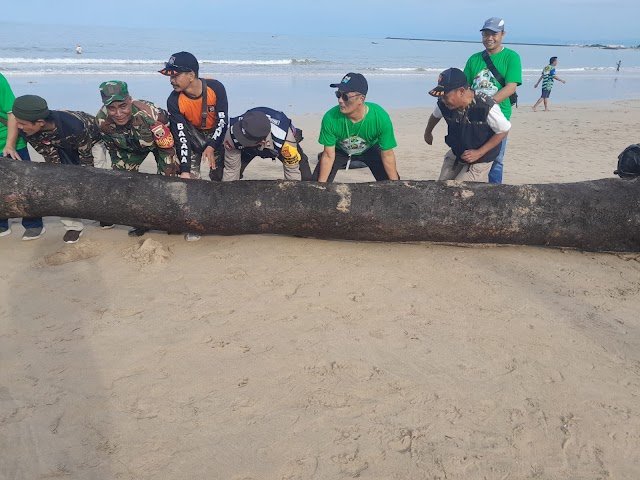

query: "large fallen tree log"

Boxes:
[1, 160, 639, 252]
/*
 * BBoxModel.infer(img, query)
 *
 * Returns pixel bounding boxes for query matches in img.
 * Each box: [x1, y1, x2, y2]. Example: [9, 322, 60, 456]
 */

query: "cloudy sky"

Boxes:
[5, 0, 639, 45]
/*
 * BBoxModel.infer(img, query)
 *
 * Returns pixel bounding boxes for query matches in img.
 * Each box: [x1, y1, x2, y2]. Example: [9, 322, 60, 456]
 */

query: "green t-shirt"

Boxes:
[0, 73, 27, 151]
[464, 47, 522, 121]
[318, 102, 397, 156]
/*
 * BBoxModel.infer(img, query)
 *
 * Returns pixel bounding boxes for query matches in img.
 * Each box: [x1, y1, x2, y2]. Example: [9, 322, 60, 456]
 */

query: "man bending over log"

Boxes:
[222, 108, 312, 181]
[95, 80, 184, 238]
[424, 68, 511, 183]
[12, 94, 107, 244]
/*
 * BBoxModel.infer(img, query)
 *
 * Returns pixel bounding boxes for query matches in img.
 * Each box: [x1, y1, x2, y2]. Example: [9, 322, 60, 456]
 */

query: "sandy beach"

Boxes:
[1, 99, 640, 479]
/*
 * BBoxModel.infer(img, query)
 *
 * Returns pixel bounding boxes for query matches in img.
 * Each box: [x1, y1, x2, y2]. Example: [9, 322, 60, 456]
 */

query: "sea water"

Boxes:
[2, 22, 639, 116]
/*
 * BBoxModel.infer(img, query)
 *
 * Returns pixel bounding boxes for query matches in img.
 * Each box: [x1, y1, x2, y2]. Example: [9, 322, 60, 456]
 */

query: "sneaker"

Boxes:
[22, 227, 45, 241]
[100, 222, 115, 229]
[63, 230, 83, 244]
[0, 226, 11, 237]
[128, 227, 149, 237]
[184, 233, 201, 242]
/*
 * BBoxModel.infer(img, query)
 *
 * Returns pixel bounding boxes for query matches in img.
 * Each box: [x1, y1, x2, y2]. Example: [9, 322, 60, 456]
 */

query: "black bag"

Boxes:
[615, 144, 640, 177]
[482, 51, 518, 107]
[184, 122, 209, 153]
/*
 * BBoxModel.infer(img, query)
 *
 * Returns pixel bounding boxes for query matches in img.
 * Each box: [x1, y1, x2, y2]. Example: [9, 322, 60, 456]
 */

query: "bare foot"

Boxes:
[532, 107, 537, 112]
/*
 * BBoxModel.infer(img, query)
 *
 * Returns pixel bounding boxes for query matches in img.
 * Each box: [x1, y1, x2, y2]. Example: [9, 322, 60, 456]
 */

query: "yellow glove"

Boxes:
[281, 143, 301, 166]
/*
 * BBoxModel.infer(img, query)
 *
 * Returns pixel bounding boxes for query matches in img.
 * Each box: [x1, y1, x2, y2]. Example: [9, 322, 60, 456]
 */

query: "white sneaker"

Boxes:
[184, 233, 201, 242]
[0, 227, 11, 237]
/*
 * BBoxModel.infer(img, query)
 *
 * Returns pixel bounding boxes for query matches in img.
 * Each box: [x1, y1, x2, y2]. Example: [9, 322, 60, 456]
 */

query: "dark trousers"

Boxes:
[311, 146, 394, 182]
[0, 146, 43, 230]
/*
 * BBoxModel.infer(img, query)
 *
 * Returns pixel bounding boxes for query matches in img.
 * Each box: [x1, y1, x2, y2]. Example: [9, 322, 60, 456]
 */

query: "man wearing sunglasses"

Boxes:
[159, 51, 228, 182]
[463, 17, 521, 184]
[314, 72, 399, 182]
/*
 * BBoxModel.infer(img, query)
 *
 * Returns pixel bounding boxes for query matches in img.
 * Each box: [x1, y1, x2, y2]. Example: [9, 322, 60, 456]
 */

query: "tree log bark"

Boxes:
[1, 160, 639, 252]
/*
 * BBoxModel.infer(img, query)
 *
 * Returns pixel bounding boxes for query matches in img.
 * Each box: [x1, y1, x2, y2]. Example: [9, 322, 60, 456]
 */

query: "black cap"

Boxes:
[159, 51, 199, 76]
[232, 110, 272, 147]
[428, 68, 469, 97]
[330, 72, 368, 95]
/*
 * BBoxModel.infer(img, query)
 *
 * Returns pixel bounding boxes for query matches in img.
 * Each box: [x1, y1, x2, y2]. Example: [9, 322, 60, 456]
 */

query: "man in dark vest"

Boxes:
[423, 67, 511, 183]
[221, 107, 312, 181]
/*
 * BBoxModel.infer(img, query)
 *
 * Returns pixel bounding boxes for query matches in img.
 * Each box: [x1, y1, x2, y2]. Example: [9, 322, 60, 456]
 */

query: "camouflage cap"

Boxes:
[100, 80, 130, 105]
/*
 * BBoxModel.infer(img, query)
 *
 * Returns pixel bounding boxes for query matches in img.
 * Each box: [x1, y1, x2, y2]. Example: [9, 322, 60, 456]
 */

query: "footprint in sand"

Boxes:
[40, 243, 101, 267]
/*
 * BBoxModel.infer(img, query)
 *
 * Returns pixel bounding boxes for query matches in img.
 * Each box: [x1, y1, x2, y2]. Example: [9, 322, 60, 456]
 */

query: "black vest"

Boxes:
[437, 92, 501, 164]
[229, 107, 292, 159]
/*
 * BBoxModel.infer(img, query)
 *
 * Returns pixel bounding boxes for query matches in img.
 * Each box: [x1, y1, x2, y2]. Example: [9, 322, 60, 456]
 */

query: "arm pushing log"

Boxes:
[1, 160, 639, 252]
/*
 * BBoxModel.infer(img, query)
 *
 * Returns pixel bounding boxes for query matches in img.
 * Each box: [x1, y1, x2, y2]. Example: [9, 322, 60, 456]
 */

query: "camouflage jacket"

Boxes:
[23, 111, 100, 166]
[96, 100, 178, 160]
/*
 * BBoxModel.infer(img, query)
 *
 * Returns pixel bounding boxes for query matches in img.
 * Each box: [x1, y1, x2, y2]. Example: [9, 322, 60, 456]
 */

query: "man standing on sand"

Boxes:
[464, 17, 522, 184]
[96, 80, 184, 237]
[0, 73, 45, 241]
[12, 94, 106, 243]
[533, 57, 566, 112]
[423, 68, 511, 183]
[313, 72, 399, 182]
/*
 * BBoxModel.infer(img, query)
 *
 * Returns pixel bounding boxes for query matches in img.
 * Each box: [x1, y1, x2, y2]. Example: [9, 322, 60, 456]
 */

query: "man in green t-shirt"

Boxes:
[464, 17, 522, 184]
[0, 73, 45, 240]
[313, 72, 399, 182]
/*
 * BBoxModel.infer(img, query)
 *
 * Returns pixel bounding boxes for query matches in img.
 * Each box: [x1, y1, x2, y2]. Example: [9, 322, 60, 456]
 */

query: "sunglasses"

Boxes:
[164, 63, 193, 73]
[335, 91, 362, 102]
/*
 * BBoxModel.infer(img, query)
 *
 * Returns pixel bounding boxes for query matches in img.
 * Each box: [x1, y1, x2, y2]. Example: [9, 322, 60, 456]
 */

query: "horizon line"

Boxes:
[385, 37, 637, 49]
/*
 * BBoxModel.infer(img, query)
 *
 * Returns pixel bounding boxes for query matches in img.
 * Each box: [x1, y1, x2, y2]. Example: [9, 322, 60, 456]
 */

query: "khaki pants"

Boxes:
[438, 150, 491, 182]
[92, 142, 109, 169]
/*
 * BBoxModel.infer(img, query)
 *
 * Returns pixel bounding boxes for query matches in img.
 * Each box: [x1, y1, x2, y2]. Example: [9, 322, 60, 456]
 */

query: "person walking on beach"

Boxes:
[533, 57, 566, 112]
[96, 80, 181, 237]
[616, 60, 621, 72]
[12, 94, 107, 243]
[222, 107, 312, 181]
[423, 68, 511, 183]
[314, 72, 399, 182]
[159, 51, 228, 182]
[0, 73, 45, 241]
[464, 17, 522, 184]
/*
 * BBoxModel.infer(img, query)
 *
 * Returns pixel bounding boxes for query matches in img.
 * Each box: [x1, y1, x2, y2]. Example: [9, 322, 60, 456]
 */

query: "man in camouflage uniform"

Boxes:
[96, 80, 182, 177]
[96, 80, 185, 237]
[12, 94, 107, 243]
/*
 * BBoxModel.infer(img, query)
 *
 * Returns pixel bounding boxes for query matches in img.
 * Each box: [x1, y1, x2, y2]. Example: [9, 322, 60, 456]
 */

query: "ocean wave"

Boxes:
[366, 67, 441, 72]
[0, 57, 320, 66]
[523, 66, 627, 72]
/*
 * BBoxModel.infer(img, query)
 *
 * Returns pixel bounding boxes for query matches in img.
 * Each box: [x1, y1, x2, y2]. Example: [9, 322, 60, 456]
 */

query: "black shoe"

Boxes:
[63, 230, 83, 244]
[128, 227, 149, 237]
[100, 222, 115, 229]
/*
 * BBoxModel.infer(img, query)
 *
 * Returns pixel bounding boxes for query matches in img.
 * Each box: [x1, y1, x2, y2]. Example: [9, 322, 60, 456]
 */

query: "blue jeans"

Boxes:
[0, 147, 44, 230]
[489, 137, 508, 184]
